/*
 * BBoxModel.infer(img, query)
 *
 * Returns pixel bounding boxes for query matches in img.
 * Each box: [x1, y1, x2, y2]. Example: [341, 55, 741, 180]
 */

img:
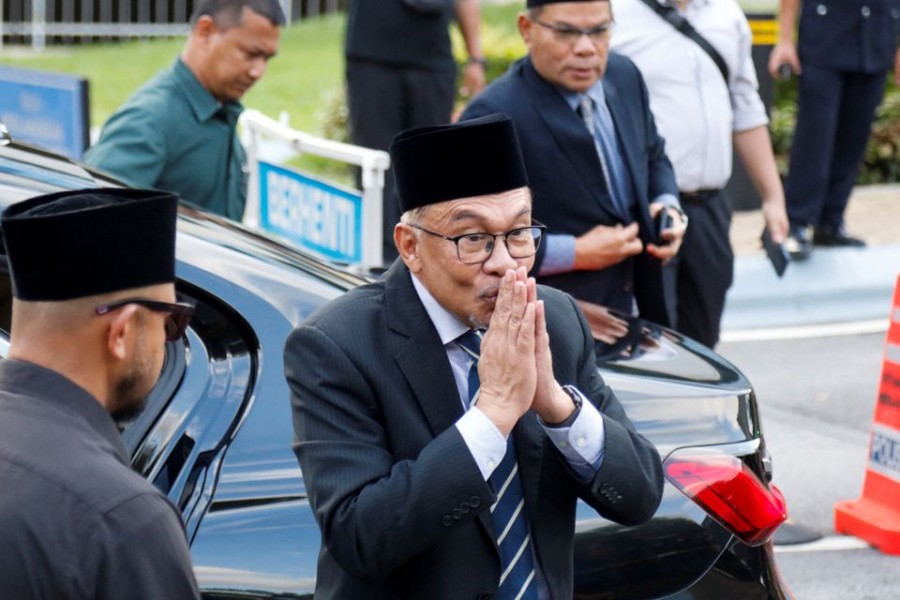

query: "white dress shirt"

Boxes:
[611, 0, 769, 192]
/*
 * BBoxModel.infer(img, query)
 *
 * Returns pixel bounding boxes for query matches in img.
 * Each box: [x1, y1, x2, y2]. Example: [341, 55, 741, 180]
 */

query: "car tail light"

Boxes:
[664, 448, 787, 546]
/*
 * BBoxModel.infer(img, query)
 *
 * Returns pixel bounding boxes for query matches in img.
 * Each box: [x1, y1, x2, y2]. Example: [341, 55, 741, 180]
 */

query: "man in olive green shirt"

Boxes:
[85, 0, 284, 220]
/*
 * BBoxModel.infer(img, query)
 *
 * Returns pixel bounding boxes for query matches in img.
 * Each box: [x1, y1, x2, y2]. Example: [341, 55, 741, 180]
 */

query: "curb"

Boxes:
[722, 244, 900, 334]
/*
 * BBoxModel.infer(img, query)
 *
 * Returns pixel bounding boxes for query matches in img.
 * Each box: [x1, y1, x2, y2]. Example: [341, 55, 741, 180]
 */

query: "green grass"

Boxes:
[0, 13, 347, 135]
[0, 37, 187, 127]
[0, 5, 520, 184]
[0, 5, 524, 137]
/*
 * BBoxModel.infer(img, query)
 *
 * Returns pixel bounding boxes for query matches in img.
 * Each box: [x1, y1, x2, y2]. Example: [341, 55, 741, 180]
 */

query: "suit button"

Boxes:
[476, 593, 494, 600]
[452, 508, 462, 520]
[442, 515, 453, 527]
[816, 4, 827, 15]
[461, 501, 471, 513]
[470, 496, 481, 508]
[861, 6, 871, 17]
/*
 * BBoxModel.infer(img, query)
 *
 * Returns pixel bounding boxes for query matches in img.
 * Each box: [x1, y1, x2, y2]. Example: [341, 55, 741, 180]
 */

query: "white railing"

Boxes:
[0, 0, 341, 50]
[240, 109, 390, 270]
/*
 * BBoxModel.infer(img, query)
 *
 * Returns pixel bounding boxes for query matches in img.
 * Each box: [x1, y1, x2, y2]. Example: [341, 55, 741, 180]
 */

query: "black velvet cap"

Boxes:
[389, 113, 529, 213]
[526, 0, 602, 6]
[1, 188, 178, 301]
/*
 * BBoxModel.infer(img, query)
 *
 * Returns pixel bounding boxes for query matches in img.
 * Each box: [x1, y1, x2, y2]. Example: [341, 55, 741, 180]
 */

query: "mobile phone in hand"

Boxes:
[655, 209, 673, 245]
[761, 228, 790, 277]
[777, 63, 793, 80]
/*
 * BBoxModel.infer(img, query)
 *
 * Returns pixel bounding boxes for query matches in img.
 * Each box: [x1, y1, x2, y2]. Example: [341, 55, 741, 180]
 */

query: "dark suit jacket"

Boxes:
[460, 54, 678, 326]
[798, 0, 900, 73]
[286, 261, 663, 599]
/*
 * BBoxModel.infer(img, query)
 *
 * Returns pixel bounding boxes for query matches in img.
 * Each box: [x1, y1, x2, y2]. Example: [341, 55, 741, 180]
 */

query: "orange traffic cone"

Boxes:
[834, 274, 900, 554]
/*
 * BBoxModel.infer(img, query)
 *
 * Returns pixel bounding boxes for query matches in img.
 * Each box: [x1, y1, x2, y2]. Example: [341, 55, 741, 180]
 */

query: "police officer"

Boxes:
[769, 0, 900, 258]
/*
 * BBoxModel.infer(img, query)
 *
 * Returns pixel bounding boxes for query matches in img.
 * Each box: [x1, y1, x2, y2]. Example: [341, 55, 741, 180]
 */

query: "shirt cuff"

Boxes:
[541, 393, 606, 482]
[456, 407, 508, 480]
[537, 233, 576, 276]
[653, 193, 681, 209]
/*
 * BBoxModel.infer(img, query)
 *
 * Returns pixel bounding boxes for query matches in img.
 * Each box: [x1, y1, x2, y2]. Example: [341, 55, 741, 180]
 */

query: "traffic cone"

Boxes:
[834, 274, 900, 554]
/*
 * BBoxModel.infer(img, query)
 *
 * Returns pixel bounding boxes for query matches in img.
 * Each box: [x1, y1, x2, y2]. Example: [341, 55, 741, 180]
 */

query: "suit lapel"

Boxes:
[383, 261, 465, 437]
[383, 261, 553, 554]
[383, 261, 502, 546]
[603, 75, 657, 233]
[522, 59, 621, 221]
[603, 77, 643, 206]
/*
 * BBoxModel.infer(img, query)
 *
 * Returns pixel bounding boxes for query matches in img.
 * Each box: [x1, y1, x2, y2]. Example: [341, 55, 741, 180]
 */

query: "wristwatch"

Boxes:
[544, 384, 584, 428]
[669, 204, 689, 230]
[466, 56, 488, 68]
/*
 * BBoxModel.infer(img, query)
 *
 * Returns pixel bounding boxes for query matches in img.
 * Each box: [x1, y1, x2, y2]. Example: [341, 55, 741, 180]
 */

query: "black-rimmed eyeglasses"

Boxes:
[533, 19, 613, 46]
[95, 299, 195, 342]
[410, 222, 546, 265]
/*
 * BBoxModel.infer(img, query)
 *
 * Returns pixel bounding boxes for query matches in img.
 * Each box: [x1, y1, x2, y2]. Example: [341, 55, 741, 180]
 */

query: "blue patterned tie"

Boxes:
[456, 331, 540, 600]
[579, 94, 634, 219]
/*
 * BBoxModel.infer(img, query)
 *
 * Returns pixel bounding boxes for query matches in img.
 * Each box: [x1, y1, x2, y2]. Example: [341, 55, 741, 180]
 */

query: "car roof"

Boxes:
[0, 139, 368, 292]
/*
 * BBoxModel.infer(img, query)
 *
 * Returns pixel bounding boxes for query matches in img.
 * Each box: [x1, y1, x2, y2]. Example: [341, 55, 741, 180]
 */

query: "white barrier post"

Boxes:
[242, 117, 262, 228]
[33, 0, 47, 51]
[239, 109, 390, 270]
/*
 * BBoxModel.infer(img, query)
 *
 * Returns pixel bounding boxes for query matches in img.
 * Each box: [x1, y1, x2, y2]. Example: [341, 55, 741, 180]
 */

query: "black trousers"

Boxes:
[784, 64, 886, 229]
[346, 59, 456, 264]
[672, 190, 733, 348]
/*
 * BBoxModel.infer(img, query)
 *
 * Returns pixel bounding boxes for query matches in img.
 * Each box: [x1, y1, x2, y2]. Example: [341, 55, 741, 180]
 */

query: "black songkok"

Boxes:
[526, 0, 600, 6]
[389, 113, 529, 213]
[1, 188, 178, 301]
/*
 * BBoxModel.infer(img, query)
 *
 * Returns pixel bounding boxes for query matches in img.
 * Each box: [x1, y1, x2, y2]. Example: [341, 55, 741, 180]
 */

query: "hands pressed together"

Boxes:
[475, 267, 577, 436]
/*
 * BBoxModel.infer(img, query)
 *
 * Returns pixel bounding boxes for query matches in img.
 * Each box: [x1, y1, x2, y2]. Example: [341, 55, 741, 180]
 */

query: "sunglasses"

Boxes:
[95, 298, 195, 342]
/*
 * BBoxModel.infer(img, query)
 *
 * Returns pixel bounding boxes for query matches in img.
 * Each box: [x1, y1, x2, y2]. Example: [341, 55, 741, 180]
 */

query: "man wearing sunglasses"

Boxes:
[0, 188, 199, 598]
[286, 114, 662, 599]
[461, 0, 686, 347]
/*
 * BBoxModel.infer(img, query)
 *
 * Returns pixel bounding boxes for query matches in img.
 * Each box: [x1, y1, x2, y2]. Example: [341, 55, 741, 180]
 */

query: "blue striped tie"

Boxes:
[456, 331, 540, 600]
[579, 94, 633, 219]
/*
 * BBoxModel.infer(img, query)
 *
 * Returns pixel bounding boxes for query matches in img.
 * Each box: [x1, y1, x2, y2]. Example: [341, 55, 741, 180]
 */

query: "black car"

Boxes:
[0, 133, 793, 599]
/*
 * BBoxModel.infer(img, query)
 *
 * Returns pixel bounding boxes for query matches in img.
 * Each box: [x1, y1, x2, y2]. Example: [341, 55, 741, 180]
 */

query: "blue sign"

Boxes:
[258, 161, 363, 264]
[870, 424, 900, 483]
[0, 65, 90, 159]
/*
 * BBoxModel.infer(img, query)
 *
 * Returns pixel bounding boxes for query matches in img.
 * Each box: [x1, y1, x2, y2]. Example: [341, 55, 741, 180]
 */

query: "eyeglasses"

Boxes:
[410, 222, 546, 265]
[95, 298, 195, 342]
[533, 19, 613, 46]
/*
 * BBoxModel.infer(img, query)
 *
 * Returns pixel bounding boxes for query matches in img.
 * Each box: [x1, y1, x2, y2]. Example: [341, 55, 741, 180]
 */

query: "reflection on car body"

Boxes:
[0, 138, 792, 599]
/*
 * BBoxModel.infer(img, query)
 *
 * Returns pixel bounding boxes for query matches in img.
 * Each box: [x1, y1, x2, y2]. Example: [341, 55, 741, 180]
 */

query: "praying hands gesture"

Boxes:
[477, 267, 580, 435]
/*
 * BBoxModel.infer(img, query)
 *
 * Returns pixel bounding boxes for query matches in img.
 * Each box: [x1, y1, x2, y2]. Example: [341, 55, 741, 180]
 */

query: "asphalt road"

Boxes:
[718, 329, 899, 600]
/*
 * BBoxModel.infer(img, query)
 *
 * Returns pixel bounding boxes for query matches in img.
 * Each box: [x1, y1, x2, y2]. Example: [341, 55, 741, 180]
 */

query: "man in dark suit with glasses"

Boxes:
[286, 114, 662, 599]
[461, 0, 687, 347]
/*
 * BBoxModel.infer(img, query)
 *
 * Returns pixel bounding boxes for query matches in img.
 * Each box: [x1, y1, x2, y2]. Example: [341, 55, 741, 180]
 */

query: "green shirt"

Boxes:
[85, 59, 247, 220]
